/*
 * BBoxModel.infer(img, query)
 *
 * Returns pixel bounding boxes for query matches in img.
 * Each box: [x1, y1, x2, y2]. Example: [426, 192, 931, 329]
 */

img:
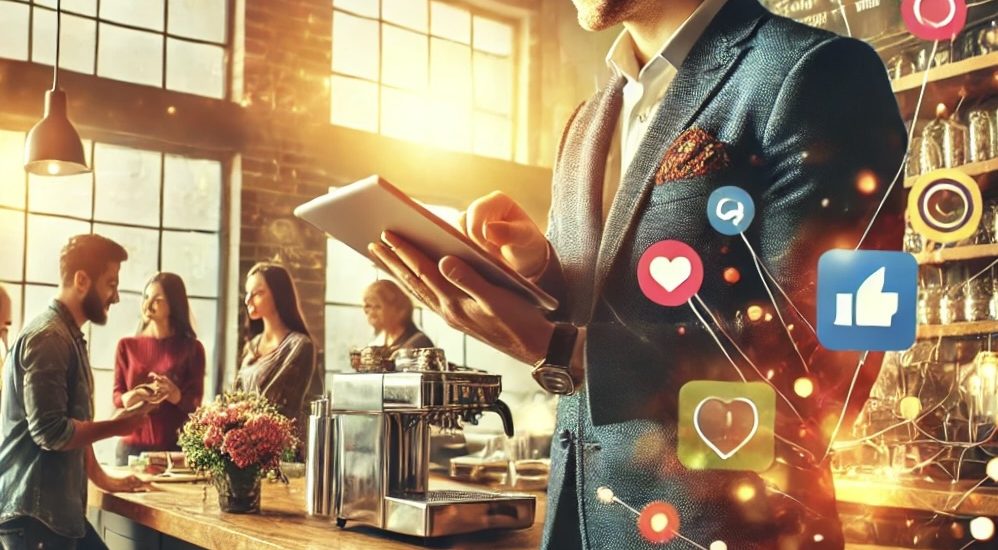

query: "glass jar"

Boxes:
[940, 290, 965, 324]
[968, 108, 993, 163]
[964, 278, 991, 322]
[918, 287, 943, 325]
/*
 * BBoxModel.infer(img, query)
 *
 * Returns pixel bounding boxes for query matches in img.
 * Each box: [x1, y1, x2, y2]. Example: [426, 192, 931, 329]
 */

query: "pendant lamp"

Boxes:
[23, 0, 89, 176]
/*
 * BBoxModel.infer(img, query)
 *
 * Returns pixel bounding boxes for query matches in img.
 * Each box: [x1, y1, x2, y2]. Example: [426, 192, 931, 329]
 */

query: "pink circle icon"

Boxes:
[637, 240, 704, 307]
[902, 0, 967, 41]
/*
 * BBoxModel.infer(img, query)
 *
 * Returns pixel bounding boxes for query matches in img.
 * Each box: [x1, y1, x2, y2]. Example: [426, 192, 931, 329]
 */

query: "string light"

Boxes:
[970, 517, 995, 541]
[794, 377, 814, 398]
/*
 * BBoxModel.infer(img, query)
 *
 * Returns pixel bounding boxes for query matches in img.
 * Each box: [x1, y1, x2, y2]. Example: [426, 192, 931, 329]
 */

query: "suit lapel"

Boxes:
[589, 0, 766, 318]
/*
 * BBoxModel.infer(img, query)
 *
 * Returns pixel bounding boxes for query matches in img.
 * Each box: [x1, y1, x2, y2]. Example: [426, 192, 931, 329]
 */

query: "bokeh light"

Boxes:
[856, 170, 878, 195]
[794, 377, 814, 398]
[637, 501, 679, 544]
[970, 517, 995, 541]
[987, 458, 998, 482]
[899, 396, 922, 420]
[747, 305, 763, 321]
[710, 542, 728, 550]
[734, 482, 756, 502]
[723, 267, 741, 284]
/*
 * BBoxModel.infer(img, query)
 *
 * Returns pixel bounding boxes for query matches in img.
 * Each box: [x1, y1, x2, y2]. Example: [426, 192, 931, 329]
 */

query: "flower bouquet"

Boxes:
[178, 391, 298, 513]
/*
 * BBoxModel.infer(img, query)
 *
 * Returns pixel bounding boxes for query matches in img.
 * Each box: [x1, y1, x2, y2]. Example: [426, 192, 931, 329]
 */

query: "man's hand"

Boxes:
[457, 192, 550, 280]
[110, 399, 158, 436]
[368, 230, 554, 365]
[95, 473, 152, 493]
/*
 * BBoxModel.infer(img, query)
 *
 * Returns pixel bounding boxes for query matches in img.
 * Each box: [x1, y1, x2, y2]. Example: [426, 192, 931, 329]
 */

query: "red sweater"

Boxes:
[113, 336, 206, 450]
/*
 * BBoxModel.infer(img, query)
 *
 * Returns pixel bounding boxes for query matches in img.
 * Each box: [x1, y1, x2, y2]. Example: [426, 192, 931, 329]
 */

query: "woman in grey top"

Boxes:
[236, 262, 322, 457]
[363, 280, 433, 354]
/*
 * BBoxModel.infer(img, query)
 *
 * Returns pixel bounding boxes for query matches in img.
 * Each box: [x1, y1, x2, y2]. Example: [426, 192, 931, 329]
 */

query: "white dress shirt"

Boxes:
[601, 0, 730, 223]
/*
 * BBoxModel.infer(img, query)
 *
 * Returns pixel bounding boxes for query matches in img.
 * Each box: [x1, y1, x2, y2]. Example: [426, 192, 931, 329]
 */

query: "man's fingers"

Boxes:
[439, 256, 495, 307]
[368, 241, 443, 311]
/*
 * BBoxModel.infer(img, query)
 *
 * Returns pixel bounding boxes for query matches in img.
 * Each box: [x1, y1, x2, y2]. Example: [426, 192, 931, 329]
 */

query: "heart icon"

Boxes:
[692, 397, 759, 460]
[649, 256, 692, 292]
[637, 240, 703, 307]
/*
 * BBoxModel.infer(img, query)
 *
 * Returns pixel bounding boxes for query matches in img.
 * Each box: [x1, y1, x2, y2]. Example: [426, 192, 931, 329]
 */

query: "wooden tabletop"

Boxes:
[88, 476, 546, 550]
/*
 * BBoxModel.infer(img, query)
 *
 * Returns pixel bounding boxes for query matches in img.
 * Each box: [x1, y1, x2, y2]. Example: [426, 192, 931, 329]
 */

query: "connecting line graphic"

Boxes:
[692, 294, 805, 422]
[821, 351, 870, 464]
[596, 487, 711, 550]
[833, 0, 853, 37]
[857, 39, 939, 249]
[688, 298, 747, 382]
[739, 232, 811, 373]
[751, 253, 817, 335]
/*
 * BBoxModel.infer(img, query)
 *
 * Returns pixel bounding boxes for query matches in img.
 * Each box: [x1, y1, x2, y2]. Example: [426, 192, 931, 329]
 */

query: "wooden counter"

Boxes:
[88, 477, 546, 550]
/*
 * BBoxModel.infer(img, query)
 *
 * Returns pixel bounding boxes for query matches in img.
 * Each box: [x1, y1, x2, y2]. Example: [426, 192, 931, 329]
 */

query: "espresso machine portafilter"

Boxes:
[306, 348, 535, 537]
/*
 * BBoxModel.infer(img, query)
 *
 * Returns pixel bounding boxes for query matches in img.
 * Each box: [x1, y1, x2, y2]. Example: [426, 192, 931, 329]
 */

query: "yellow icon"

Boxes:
[907, 169, 982, 244]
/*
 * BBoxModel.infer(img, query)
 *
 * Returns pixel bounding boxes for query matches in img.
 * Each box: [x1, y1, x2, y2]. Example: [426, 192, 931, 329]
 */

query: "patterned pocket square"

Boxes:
[655, 127, 731, 184]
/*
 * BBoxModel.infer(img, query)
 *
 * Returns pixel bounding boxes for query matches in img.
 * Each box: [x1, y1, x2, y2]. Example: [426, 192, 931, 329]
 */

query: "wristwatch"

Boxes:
[532, 323, 579, 395]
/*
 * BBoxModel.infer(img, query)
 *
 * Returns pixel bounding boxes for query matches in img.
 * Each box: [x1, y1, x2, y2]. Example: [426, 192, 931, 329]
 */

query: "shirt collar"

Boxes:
[50, 299, 85, 342]
[605, 0, 729, 82]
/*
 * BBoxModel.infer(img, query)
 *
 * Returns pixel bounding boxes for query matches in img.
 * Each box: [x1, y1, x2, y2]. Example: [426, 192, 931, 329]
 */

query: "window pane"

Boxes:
[465, 336, 532, 392]
[473, 16, 512, 56]
[325, 239, 377, 303]
[430, 38, 470, 101]
[93, 144, 162, 227]
[473, 52, 512, 115]
[0, 1, 30, 61]
[0, 209, 25, 282]
[168, 0, 227, 43]
[160, 231, 219, 297]
[430, 1, 470, 44]
[24, 284, 57, 332]
[473, 111, 512, 160]
[324, 304, 373, 375]
[100, 0, 164, 31]
[92, 224, 159, 294]
[34, 0, 97, 17]
[4, 283, 23, 340]
[26, 214, 89, 284]
[382, 25, 427, 90]
[32, 9, 97, 74]
[28, 171, 94, 218]
[0, 129, 26, 209]
[166, 39, 225, 99]
[97, 23, 163, 87]
[89, 291, 141, 370]
[380, 87, 426, 143]
[189, 297, 217, 378]
[330, 75, 378, 132]
[383, 0, 427, 33]
[333, 0, 378, 18]
[163, 155, 222, 231]
[332, 11, 378, 80]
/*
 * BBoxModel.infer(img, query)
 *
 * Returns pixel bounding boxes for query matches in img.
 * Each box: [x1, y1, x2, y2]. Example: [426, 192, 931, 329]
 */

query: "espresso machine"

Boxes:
[306, 348, 535, 537]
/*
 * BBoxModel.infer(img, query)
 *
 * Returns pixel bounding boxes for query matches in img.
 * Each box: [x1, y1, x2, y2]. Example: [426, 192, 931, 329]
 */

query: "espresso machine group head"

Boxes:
[309, 348, 536, 538]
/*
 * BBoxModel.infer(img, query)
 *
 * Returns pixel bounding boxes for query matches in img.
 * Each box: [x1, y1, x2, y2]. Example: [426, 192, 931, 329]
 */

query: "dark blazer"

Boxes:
[539, 0, 906, 548]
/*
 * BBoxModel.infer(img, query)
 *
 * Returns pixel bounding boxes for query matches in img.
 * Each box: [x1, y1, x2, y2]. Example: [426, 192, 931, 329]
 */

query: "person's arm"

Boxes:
[112, 340, 128, 409]
[755, 37, 906, 434]
[85, 444, 150, 492]
[260, 337, 315, 420]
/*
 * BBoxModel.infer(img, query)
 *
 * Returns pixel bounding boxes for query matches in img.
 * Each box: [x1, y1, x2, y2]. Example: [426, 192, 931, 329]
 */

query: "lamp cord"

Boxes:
[53, 0, 61, 89]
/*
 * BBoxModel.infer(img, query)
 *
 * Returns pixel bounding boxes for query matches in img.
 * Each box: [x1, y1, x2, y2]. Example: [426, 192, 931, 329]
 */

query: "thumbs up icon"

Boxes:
[818, 250, 917, 351]
[833, 267, 899, 328]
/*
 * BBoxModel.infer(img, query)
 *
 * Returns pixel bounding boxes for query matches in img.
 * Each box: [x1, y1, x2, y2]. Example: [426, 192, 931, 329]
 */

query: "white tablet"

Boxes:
[294, 175, 559, 312]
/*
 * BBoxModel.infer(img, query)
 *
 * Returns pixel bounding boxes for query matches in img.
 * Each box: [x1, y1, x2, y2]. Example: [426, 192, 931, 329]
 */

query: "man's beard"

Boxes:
[82, 287, 109, 325]
[572, 0, 644, 31]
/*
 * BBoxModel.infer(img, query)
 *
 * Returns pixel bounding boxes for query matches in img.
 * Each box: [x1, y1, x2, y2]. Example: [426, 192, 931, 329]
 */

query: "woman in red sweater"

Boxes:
[113, 272, 205, 465]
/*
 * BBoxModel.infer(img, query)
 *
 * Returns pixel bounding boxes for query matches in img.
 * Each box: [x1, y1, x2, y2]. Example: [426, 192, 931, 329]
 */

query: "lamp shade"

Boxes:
[23, 88, 89, 176]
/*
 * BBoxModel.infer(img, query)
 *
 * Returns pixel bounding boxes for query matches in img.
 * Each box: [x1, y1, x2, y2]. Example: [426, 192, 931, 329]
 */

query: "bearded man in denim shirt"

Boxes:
[0, 234, 159, 550]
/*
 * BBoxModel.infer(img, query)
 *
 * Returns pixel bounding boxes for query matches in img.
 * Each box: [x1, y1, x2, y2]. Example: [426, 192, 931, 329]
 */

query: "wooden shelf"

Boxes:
[917, 320, 998, 339]
[835, 475, 998, 515]
[892, 52, 998, 119]
[914, 243, 998, 265]
[904, 157, 998, 188]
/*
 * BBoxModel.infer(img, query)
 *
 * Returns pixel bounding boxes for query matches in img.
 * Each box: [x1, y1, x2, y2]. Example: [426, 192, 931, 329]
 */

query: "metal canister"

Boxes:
[918, 287, 943, 325]
[306, 396, 334, 517]
[965, 278, 991, 322]
[940, 290, 965, 324]
[921, 110, 967, 170]
[968, 108, 993, 163]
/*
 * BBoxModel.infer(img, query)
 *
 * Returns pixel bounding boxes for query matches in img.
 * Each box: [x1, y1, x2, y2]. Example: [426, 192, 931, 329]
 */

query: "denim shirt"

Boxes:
[0, 300, 93, 539]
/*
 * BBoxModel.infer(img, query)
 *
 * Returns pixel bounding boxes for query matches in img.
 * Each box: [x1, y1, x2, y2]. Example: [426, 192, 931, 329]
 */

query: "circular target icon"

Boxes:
[907, 169, 982, 244]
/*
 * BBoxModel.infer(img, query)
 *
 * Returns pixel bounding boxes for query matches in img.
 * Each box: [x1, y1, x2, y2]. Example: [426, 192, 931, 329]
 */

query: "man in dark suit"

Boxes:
[370, 0, 906, 547]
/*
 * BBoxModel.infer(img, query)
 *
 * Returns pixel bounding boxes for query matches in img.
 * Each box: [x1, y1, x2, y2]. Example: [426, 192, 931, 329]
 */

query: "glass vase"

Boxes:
[213, 461, 261, 514]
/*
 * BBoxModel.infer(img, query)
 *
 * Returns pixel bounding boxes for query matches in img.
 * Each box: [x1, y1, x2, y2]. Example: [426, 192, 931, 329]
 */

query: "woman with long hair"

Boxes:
[363, 279, 433, 354]
[235, 262, 322, 455]
[112, 272, 205, 465]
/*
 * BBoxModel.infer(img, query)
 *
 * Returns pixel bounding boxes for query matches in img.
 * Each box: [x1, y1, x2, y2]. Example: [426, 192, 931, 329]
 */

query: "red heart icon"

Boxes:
[692, 397, 759, 460]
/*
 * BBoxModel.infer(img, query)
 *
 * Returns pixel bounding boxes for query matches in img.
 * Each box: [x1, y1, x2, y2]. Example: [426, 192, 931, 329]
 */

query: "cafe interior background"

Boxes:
[0, 0, 996, 547]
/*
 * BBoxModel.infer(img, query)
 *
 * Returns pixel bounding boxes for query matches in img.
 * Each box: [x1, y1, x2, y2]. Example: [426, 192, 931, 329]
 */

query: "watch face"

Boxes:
[533, 367, 575, 395]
